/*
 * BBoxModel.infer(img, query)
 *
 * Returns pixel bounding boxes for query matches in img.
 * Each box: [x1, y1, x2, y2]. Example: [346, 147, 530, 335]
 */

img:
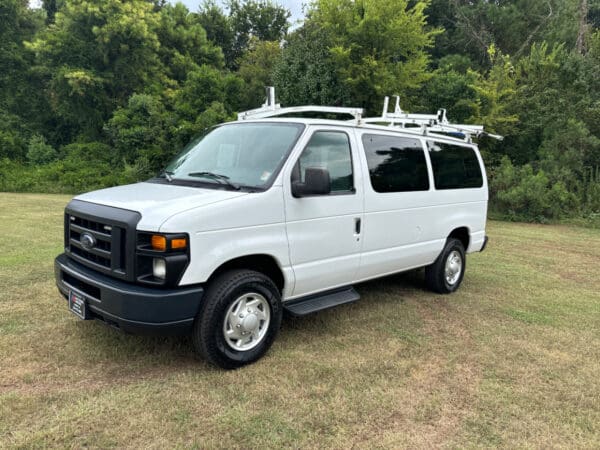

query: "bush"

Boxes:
[490, 156, 580, 221]
[26, 135, 58, 165]
[0, 109, 29, 161]
[0, 140, 149, 194]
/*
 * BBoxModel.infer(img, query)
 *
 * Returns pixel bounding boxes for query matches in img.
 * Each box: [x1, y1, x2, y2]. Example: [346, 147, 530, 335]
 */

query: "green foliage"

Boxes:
[200, 0, 289, 69]
[0, 0, 44, 120]
[238, 40, 281, 109]
[26, 134, 57, 165]
[0, 152, 135, 194]
[173, 101, 231, 153]
[467, 46, 519, 136]
[227, 0, 289, 67]
[0, 109, 29, 160]
[175, 65, 227, 117]
[41, 0, 65, 23]
[417, 55, 477, 122]
[156, 2, 224, 83]
[273, 23, 349, 106]
[311, 0, 440, 112]
[0, 0, 599, 224]
[198, 0, 235, 62]
[539, 119, 600, 183]
[27, 0, 163, 139]
[106, 93, 171, 174]
[490, 157, 579, 221]
[427, 0, 583, 66]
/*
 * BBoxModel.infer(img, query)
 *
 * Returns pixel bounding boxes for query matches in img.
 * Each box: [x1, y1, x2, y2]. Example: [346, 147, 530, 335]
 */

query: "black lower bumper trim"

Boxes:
[55, 253, 203, 335]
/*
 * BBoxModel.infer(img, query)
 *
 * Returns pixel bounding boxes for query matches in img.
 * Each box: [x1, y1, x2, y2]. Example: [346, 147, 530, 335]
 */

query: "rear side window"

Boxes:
[427, 142, 483, 189]
[362, 134, 429, 193]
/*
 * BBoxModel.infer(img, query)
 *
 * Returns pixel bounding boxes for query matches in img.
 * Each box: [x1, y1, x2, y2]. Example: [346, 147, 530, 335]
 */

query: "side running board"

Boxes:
[283, 287, 360, 317]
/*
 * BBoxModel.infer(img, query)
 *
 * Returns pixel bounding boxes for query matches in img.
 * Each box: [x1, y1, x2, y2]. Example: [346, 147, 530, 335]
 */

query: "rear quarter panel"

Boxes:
[354, 131, 488, 282]
[421, 138, 488, 254]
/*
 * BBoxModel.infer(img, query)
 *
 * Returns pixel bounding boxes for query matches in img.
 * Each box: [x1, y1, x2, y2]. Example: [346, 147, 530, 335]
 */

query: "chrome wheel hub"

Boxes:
[223, 293, 270, 351]
[445, 250, 463, 286]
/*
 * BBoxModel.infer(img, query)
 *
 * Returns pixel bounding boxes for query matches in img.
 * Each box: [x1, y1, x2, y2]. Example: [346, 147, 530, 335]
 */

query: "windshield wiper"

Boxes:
[187, 171, 241, 190]
[159, 170, 174, 182]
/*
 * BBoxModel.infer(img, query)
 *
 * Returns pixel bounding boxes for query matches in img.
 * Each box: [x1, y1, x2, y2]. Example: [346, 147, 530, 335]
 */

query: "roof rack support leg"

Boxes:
[263, 86, 276, 109]
[382, 96, 389, 119]
[394, 96, 402, 115]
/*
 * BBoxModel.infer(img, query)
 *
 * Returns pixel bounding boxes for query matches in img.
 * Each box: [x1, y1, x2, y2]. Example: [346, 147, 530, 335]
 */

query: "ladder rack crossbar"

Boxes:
[238, 87, 364, 121]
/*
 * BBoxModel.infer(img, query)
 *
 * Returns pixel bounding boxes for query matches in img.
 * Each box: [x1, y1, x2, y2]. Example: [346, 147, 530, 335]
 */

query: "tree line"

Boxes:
[0, 0, 599, 223]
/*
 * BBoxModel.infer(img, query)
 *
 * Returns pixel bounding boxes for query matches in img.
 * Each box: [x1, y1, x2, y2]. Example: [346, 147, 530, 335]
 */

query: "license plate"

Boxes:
[68, 290, 88, 320]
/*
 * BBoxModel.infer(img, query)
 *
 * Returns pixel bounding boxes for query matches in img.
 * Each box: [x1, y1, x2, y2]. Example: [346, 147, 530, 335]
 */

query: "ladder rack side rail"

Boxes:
[360, 117, 503, 141]
[238, 105, 365, 121]
[363, 113, 443, 124]
[426, 124, 503, 141]
[237, 104, 281, 120]
[362, 116, 439, 125]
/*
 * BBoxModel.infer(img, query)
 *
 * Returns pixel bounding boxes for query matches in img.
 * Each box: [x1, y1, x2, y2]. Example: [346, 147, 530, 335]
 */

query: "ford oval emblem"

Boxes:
[80, 232, 96, 250]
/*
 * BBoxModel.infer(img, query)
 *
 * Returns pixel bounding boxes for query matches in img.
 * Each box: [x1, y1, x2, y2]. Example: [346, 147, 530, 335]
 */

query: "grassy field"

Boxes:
[1, 193, 599, 449]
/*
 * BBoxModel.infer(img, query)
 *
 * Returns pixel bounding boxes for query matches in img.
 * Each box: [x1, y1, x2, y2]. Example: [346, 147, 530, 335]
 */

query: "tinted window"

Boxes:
[427, 142, 483, 189]
[362, 134, 429, 193]
[293, 131, 354, 193]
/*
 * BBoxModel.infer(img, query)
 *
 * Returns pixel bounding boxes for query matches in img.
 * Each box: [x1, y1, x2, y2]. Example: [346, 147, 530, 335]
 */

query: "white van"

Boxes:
[55, 91, 497, 368]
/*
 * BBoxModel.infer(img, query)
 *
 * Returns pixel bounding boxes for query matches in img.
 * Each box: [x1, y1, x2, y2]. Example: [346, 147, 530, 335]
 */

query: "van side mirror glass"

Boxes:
[292, 167, 331, 197]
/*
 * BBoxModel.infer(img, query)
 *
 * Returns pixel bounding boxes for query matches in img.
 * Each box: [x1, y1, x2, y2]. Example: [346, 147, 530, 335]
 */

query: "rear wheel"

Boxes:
[192, 269, 282, 369]
[425, 238, 466, 294]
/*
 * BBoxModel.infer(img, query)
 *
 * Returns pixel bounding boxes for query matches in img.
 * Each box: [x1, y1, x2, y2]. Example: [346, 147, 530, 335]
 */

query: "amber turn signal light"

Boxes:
[151, 235, 167, 251]
[171, 238, 187, 249]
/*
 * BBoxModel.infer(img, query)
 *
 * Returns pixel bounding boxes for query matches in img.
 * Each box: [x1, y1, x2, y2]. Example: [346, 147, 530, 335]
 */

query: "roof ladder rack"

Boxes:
[363, 96, 503, 142]
[237, 87, 364, 122]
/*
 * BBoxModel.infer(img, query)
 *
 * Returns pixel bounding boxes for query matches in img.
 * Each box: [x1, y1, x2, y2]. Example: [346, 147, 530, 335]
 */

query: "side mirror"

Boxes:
[292, 167, 331, 197]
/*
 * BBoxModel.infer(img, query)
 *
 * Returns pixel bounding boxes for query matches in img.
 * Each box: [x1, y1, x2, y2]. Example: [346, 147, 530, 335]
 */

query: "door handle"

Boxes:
[354, 218, 361, 234]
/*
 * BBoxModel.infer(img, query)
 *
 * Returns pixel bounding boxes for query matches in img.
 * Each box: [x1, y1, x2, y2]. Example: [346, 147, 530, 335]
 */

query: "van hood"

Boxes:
[75, 181, 248, 230]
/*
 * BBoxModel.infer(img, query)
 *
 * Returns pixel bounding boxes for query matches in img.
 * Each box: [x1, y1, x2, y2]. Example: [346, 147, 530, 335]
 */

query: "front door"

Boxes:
[283, 127, 364, 298]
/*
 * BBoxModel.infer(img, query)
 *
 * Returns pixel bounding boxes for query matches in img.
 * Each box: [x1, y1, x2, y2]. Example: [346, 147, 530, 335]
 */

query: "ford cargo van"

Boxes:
[55, 91, 496, 368]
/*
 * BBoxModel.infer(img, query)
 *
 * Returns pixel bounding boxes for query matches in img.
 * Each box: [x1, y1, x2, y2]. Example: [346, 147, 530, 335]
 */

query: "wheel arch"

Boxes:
[207, 254, 285, 294]
[448, 226, 470, 251]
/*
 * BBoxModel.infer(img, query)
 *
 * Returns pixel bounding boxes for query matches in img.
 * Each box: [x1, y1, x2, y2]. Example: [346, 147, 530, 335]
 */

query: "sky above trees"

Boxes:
[171, 0, 305, 21]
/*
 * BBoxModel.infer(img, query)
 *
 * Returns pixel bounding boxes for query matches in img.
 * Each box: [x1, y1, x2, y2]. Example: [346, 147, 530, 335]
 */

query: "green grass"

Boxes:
[1, 192, 599, 448]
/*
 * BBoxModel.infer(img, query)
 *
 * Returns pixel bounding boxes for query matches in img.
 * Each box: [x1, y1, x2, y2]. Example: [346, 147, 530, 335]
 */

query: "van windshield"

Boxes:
[161, 122, 304, 190]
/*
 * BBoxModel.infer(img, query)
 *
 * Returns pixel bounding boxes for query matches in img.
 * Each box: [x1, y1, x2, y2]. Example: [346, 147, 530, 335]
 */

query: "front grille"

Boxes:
[64, 200, 141, 282]
[67, 213, 124, 274]
[70, 245, 111, 268]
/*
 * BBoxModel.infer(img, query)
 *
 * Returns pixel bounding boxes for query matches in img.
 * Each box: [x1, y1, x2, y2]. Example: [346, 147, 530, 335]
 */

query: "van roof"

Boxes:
[229, 118, 479, 147]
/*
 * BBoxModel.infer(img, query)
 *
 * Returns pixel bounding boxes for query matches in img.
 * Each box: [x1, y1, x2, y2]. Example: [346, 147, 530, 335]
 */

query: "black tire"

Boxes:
[192, 269, 282, 369]
[425, 238, 466, 294]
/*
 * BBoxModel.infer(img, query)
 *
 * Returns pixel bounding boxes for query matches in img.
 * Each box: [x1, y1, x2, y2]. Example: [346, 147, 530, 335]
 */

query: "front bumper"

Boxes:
[55, 253, 204, 335]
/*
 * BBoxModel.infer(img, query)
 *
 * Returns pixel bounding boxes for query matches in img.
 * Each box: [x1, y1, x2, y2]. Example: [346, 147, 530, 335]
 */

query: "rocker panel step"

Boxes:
[283, 287, 360, 317]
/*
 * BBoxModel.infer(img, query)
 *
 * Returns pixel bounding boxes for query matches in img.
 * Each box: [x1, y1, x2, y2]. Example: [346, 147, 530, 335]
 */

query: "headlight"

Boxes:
[136, 232, 190, 287]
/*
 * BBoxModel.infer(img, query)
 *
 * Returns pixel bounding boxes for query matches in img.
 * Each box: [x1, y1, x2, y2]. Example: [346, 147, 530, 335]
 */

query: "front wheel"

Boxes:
[425, 238, 466, 294]
[192, 269, 283, 369]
